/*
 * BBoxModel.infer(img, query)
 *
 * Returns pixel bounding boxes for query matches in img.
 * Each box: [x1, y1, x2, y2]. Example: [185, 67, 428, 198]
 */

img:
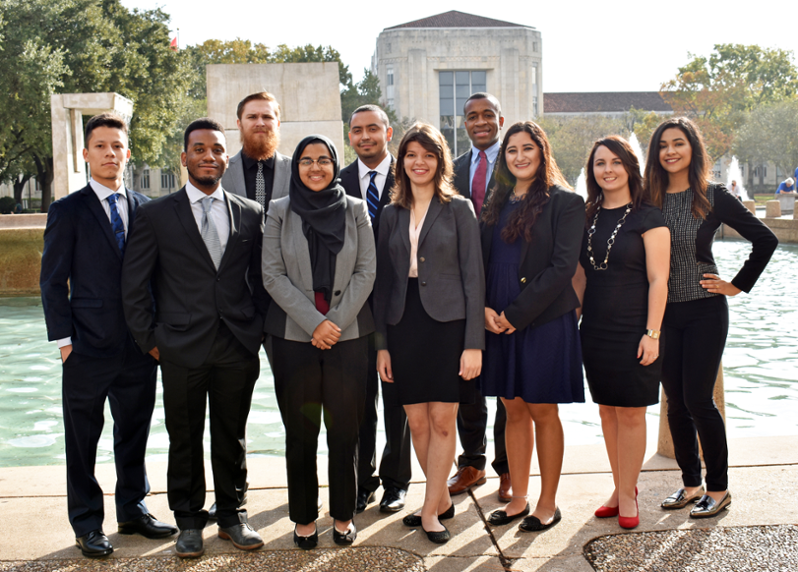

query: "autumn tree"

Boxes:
[733, 100, 798, 183]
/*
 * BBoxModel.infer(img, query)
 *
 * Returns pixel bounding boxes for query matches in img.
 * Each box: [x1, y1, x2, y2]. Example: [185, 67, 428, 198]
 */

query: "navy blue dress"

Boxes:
[481, 199, 585, 404]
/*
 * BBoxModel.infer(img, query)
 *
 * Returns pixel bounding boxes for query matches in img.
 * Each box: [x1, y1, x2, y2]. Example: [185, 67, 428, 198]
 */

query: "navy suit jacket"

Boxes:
[40, 184, 150, 358]
[339, 157, 395, 241]
[453, 149, 497, 206]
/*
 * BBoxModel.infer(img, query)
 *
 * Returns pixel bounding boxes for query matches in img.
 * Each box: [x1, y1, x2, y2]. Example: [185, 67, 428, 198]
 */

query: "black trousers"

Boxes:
[272, 336, 368, 525]
[357, 332, 412, 494]
[62, 341, 157, 537]
[661, 296, 729, 491]
[160, 323, 259, 530]
[456, 386, 509, 474]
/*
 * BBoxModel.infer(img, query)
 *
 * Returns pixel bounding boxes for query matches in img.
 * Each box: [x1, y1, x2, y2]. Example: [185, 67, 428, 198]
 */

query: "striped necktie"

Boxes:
[367, 171, 379, 223]
[255, 161, 266, 211]
[106, 193, 126, 255]
[200, 197, 223, 269]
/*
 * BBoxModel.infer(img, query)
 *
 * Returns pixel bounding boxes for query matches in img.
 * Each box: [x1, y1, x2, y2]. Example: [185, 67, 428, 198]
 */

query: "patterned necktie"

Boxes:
[107, 193, 126, 255]
[200, 197, 223, 269]
[255, 161, 266, 210]
[367, 171, 379, 223]
[471, 150, 488, 216]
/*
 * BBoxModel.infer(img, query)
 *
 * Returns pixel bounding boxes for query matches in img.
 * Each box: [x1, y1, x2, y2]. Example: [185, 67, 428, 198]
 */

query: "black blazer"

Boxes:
[375, 195, 485, 351]
[121, 187, 268, 369]
[453, 149, 497, 205]
[40, 184, 150, 358]
[339, 157, 395, 240]
[481, 185, 584, 331]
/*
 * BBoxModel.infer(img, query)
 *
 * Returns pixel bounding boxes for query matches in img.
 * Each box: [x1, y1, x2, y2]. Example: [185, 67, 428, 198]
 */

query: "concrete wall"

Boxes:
[206, 63, 344, 158]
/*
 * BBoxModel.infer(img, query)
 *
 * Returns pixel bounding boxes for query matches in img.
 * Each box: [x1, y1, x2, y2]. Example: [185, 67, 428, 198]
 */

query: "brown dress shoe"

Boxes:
[447, 466, 487, 495]
[498, 473, 512, 503]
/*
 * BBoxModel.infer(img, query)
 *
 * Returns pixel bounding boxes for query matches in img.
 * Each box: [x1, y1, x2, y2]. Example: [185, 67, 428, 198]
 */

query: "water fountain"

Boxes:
[727, 156, 750, 201]
[628, 132, 645, 176]
[575, 168, 588, 200]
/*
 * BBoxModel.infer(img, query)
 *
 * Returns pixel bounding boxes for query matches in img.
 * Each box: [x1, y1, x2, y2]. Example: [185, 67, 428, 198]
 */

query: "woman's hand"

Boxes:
[700, 273, 741, 296]
[312, 319, 341, 350]
[637, 334, 659, 366]
[459, 349, 482, 380]
[485, 307, 506, 334]
[377, 349, 393, 383]
[496, 311, 517, 334]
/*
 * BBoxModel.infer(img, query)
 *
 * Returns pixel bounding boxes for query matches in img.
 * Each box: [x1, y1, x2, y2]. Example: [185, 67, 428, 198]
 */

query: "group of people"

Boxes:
[40, 88, 778, 559]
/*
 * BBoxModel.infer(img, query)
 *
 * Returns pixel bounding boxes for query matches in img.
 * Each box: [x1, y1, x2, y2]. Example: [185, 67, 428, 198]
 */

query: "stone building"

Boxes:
[371, 11, 542, 157]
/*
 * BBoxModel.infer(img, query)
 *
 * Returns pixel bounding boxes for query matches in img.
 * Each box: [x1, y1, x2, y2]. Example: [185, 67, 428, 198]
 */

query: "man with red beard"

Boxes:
[222, 92, 291, 208]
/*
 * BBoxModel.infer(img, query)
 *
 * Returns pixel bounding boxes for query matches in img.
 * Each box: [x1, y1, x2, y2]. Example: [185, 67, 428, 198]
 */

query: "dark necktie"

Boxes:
[107, 193, 126, 255]
[255, 161, 266, 210]
[367, 171, 380, 223]
[471, 150, 488, 216]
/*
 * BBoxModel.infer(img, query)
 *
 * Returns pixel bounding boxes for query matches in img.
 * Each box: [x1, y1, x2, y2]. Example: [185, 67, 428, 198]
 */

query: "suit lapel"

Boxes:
[218, 192, 239, 271]
[230, 155, 246, 198]
[397, 206, 411, 259]
[82, 186, 123, 261]
[173, 189, 217, 271]
[273, 153, 291, 200]
[288, 210, 314, 291]
[378, 159, 395, 214]
[454, 151, 472, 198]
[418, 197, 443, 248]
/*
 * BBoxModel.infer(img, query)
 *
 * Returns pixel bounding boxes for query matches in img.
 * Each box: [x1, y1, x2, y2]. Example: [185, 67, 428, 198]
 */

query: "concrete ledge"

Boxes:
[0, 227, 43, 295]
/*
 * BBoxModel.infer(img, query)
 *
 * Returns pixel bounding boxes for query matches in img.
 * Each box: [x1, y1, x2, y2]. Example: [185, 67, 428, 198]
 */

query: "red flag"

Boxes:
[170, 37, 178, 51]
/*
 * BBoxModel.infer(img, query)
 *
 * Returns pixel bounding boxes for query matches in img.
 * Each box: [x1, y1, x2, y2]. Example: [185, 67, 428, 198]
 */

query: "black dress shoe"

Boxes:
[356, 489, 376, 514]
[332, 521, 357, 546]
[380, 488, 407, 513]
[487, 502, 530, 526]
[402, 503, 455, 527]
[293, 525, 318, 550]
[175, 529, 204, 558]
[118, 513, 178, 538]
[661, 486, 705, 509]
[422, 523, 450, 544]
[75, 530, 113, 558]
[519, 507, 562, 532]
[690, 492, 732, 518]
[218, 523, 264, 550]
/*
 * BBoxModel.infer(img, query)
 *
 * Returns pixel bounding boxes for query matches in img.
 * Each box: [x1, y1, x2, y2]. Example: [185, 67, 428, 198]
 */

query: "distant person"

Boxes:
[729, 180, 742, 201]
[645, 117, 777, 519]
[450, 92, 511, 504]
[40, 113, 176, 558]
[122, 118, 267, 557]
[340, 104, 412, 515]
[776, 177, 796, 195]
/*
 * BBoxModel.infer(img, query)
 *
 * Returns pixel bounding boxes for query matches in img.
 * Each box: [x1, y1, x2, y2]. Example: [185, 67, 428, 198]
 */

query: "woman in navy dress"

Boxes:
[572, 136, 670, 529]
[480, 121, 584, 532]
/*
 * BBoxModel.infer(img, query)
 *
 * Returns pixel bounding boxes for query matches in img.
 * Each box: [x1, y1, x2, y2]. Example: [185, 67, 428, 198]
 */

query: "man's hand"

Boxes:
[60, 345, 73, 363]
[312, 320, 341, 350]
[377, 349, 393, 382]
[149, 347, 160, 361]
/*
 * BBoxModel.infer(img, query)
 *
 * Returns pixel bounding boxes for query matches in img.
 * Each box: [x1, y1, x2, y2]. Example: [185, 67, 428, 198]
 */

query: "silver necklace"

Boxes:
[586, 202, 632, 271]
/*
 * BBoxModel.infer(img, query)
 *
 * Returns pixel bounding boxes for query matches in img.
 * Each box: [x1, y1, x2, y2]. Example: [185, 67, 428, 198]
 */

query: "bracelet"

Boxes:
[646, 329, 661, 339]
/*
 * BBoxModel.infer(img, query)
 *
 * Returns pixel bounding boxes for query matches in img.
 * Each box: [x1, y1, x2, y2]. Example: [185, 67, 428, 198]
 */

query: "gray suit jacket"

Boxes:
[374, 195, 485, 351]
[262, 195, 376, 343]
[222, 150, 291, 204]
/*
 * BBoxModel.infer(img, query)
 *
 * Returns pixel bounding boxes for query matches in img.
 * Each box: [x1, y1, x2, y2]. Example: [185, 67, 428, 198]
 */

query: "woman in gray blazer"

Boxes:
[262, 135, 376, 549]
[375, 123, 485, 544]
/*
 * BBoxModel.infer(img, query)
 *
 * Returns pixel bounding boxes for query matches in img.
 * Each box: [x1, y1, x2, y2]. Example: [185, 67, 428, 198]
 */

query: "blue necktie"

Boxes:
[367, 171, 379, 223]
[107, 193, 125, 255]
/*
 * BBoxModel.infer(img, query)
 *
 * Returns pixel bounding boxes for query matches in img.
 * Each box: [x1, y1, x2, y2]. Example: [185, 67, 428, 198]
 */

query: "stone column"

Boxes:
[657, 362, 726, 459]
[765, 200, 782, 218]
[742, 200, 756, 215]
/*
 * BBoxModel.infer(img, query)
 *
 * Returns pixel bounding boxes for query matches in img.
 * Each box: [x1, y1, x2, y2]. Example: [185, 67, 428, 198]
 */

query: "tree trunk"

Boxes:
[13, 174, 31, 205]
[33, 154, 55, 212]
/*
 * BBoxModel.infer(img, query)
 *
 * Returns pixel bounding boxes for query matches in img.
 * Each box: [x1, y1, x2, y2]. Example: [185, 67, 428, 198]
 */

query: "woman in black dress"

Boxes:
[480, 121, 584, 532]
[375, 123, 484, 544]
[572, 136, 670, 529]
[645, 117, 777, 518]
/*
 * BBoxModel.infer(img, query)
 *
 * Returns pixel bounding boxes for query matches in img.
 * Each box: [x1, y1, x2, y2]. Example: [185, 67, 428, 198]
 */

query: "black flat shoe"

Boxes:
[293, 525, 318, 550]
[332, 521, 357, 546]
[519, 507, 562, 532]
[118, 513, 178, 538]
[422, 523, 450, 544]
[402, 503, 455, 527]
[487, 502, 530, 526]
[661, 486, 705, 509]
[690, 492, 731, 519]
[75, 530, 113, 558]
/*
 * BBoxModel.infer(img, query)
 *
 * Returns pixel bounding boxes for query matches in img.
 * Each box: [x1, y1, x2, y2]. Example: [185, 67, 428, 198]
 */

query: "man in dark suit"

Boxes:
[340, 105, 411, 514]
[122, 118, 267, 558]
[40, 113, 177, 558]
[449, 92, 512, 503]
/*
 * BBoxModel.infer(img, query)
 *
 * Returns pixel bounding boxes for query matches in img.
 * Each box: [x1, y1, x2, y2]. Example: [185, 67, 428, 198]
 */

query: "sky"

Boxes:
[122, 0, 798, 93]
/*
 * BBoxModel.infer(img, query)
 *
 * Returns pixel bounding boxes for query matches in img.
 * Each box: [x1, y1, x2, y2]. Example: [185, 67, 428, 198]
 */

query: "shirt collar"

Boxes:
[89, 178, 127, 201]
[358, 154, 392, 180]
[186, 181, 225, 204]
[242, 149, 275, 171]
[470, 140, 501, 165]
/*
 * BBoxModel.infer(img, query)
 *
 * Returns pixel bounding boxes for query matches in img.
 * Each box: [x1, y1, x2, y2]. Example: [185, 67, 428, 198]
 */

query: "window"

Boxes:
[439, 70, 487, 156]
[141, 169, 150, 190]
[387, 65, 395, 109]
[161, 171, 176, 189]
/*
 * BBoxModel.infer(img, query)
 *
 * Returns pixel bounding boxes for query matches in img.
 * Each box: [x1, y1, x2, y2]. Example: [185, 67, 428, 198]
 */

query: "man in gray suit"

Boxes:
[221, 91, 291, 208]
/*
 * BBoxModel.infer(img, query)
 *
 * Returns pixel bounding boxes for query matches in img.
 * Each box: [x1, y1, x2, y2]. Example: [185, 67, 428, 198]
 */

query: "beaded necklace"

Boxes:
[586, 203, 633, 271]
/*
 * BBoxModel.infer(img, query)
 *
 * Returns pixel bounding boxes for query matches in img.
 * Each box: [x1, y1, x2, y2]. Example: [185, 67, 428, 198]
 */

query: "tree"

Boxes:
[661, 44, 798, 159]
[733, 100, 798, 183]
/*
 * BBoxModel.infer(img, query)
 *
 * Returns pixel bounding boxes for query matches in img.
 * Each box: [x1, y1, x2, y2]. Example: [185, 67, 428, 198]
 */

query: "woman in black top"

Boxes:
[572, 136, 670, 529]
[645, 117, 778, 518]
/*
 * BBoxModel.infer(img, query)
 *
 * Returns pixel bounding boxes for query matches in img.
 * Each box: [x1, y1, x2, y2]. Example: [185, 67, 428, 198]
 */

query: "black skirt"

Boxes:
[387, 278, 474, 406]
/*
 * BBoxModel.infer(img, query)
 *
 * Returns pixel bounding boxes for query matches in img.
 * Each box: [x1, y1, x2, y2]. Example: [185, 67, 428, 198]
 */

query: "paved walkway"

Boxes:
[1, 435, 796, 571]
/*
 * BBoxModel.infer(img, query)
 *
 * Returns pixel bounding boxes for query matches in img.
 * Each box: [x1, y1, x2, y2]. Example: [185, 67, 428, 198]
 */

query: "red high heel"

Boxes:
[595, 487, 636, 519]
[618, 488, 639, 529]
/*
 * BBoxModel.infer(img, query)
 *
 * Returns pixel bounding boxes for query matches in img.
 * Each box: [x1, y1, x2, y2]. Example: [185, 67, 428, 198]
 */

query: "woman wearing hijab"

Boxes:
[262, 135, 376, 549]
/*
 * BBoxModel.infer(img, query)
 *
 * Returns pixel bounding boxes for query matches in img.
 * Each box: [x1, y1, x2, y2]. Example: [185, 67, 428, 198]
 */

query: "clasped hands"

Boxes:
[485, 307, 516, 334]
[312, 319, 341, 349]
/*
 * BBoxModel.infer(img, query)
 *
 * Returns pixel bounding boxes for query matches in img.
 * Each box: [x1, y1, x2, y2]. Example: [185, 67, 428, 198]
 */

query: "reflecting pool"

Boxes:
[1, 239, 796, 467]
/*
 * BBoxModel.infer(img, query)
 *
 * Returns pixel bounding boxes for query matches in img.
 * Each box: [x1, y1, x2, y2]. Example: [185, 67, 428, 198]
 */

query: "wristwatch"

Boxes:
[646, 329, 661, 339]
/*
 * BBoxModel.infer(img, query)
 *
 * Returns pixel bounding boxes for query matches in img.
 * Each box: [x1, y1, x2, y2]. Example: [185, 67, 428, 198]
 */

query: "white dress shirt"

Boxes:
[468, 140, 501, 194]
[185, 181, 230, 254]
[357, 154, 392, 200]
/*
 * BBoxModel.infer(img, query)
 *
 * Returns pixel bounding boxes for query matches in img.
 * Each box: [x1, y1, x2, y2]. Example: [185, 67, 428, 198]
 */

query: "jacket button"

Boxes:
[419, 257, 425, 263]
[520, 277, 527, 284]
[334, 290, 341, 296]
[421, 281, 427, 286]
